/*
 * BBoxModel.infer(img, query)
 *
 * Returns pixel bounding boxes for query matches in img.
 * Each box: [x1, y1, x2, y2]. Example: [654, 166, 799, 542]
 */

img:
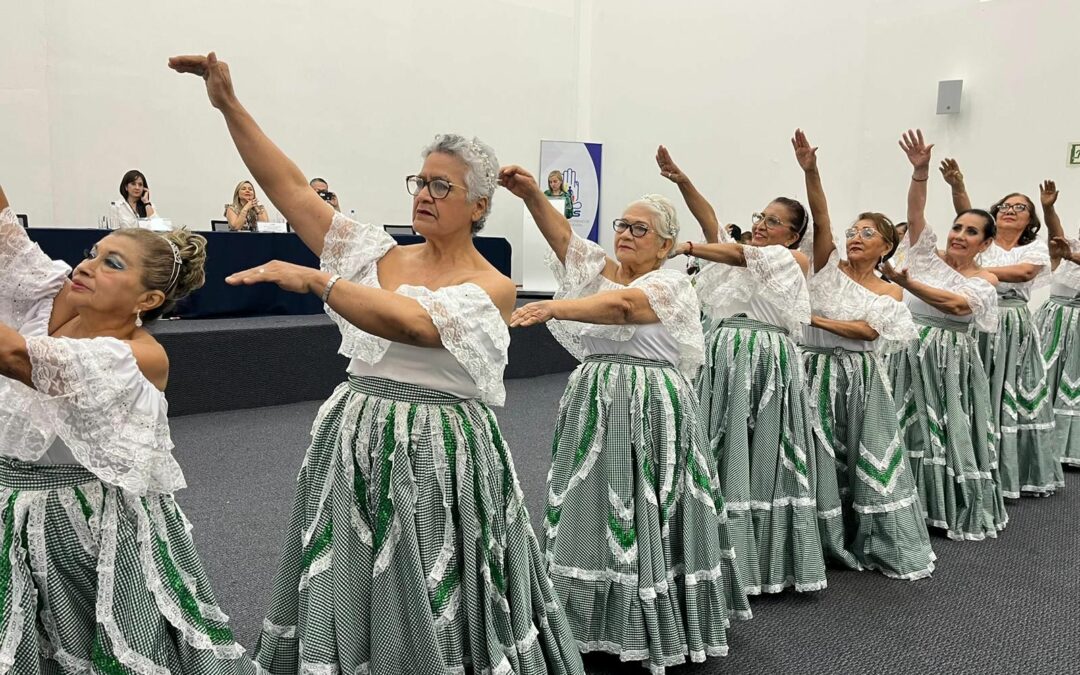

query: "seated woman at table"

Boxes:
[224, 180, 268, 231]
[112, 169, 156, 228]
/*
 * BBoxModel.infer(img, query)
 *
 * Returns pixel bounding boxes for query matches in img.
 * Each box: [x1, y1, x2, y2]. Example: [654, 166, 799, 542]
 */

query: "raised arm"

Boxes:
[899, 129, 934, 245]
[939, 158, 972, 215]
[498, 165, 580, 265]
[1040, 180, 1069, 269]
[791, 129, 833, 271]
[169, 53, 334, 255]
[656, 145, 721, 243]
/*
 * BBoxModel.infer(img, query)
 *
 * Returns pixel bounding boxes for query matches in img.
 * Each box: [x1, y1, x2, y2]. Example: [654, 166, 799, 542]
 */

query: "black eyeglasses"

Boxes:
[406, 175, 467, 200]
[995, 202, 1029, 214]
[613, 218, 651, 238]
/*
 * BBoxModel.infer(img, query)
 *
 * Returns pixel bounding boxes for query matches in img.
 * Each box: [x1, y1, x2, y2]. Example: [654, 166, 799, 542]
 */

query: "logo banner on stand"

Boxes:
[539, 140, 602, 242]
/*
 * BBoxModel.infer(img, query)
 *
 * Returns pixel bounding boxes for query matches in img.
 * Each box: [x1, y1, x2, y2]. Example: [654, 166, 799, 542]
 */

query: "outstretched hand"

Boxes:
[1040, 179, 1059, 208]
[879, 261, 910, 287]
[656, 145, 689, 184]
[225, 260, 320, 295]
[498, 166, 542, 200]
[939, 158, 964, 188]
[1050, 236, 1076, 263]
[168, 51, 237, 110]
[899, 129, 934, 170]
[509, 301, 556, 328]
[790, 129, 818, 172]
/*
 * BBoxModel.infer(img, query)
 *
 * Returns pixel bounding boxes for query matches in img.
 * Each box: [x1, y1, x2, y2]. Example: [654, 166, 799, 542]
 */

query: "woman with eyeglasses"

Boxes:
[883, 131, 1006, 541]
[790, 130, 934, 580]
[171, 53, 583, 675]
[1033, 181, 1080, 468]
[939, 159, 1060, 498]
[499, 166, 748, 672]
[657, 145, 827, 596]
[0, 185, 256, 672]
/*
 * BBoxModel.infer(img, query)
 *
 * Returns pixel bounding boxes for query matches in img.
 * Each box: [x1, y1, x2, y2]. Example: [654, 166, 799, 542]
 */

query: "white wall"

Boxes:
[3, 0, 1078, 291]
[0, 0, 580, 282]
[585, 0, 1080, 303]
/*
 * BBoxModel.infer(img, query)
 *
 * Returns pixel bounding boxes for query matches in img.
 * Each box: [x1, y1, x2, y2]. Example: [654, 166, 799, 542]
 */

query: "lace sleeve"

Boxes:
[1020, 239, 1052, 291]
[0, 208, 72, 335]
[320, 211, 398, 361]
[865, 294, 919, 343]
[24, 336, 186, 495]
[546, 231, 610, 298]
[633, 270, 705, 378]
[742, 245, 812, 333]
[400, 284, 509, 407]
[958, 278, 1000, 334]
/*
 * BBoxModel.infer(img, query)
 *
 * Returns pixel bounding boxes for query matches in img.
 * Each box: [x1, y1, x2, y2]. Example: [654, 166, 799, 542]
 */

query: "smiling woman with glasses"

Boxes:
[790, 129, 934, 581]
[171, 52, 584, 675]
[938, 159, 1061, 498]
[499, 165, 749, 671]
[655, 143, 827, 597]
[883, 130, 1007, 542]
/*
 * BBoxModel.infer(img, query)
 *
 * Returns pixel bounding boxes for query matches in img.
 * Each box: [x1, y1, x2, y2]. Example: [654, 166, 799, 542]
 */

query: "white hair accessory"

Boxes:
[469, 139, 498, 195]
[637, 194, 680, 241]
[164, 239, 183, 292]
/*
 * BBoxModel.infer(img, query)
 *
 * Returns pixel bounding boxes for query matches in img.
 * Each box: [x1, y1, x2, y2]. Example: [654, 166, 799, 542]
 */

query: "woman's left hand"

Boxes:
[226, 260, 322, 294]
[510, 301, 557, 327]
[879, 260, 910, 287]
[141, 189, 152, 205]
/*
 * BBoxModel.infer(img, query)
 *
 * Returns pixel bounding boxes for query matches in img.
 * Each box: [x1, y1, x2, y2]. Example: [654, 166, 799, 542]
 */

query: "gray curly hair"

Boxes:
[421, 134, 499, 234]
[631, 194, 680, 241]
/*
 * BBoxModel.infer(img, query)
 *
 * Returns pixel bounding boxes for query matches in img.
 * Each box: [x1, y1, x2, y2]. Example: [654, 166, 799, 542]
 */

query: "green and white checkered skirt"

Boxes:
[976, 298, 1062, 497]
[544, 354, 748, 673]
[0, 457, 253, 674]
[801, 347, 935, 580]
[697, 317, 827, 595]
[1033, 295, 1080, 466]
[887, 315, 1008, 541]
[252, 376, 583, 675]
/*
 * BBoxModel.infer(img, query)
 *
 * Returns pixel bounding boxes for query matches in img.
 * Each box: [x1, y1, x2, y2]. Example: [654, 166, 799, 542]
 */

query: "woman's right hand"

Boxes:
[790, 129, 818, 172]
[899, 129, 934, 171]
[1040, 179, 1059, 208]
[497, 166, 542, 200]
[939, 158, 964, 189]
[168, 51, 237, 110]
[656, 145, 689, 184]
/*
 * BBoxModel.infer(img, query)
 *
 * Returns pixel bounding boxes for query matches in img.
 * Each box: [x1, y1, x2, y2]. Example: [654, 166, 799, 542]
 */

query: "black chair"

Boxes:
[210, 219, 231, 232]
[16, 214, 28, 228]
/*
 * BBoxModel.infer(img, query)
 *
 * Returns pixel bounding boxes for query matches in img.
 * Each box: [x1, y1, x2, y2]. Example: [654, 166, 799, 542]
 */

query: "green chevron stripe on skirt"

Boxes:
[801, 347, 935, 580]
[976, 298, 1062, 497]
[887, 315, 1007, 541]
[544, 354, 749, 673]
[0, 458, 253, 675]
[1034, 295, 1080, 466]
[697, 317, 827, 595]
[252, 376, 583, 675]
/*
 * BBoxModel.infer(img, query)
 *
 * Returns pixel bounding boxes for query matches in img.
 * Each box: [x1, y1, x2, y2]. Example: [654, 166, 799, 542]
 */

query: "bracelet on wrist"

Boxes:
[685, 241, 694, 257]
[321, 274, 342, 303]
[911, 175, 929, 183]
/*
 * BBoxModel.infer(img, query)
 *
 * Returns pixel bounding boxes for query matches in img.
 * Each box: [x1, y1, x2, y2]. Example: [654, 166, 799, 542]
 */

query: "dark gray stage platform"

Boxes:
[151, 313, 577, 416]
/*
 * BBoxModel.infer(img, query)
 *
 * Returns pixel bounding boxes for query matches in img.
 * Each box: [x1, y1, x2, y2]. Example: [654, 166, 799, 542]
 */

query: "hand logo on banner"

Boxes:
[564, 168, 582, 218]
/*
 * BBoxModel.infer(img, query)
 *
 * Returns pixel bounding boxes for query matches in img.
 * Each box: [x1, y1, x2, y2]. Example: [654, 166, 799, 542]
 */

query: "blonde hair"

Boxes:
[547, 170, 565, 193]
[111, 228, 208, 322]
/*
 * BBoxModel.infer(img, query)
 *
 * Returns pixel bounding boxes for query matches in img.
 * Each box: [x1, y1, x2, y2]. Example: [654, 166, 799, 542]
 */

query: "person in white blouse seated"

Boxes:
[501, 168, 750, 671]
[790, 128, 934, 581]
[170, 51, 584, 675]
[0, 185, 253, 672]
[224, 179, 268, 231]
[882, 129, 1006, 542]
[938, 158, 1060, 499]
[112, 169, 156, 228]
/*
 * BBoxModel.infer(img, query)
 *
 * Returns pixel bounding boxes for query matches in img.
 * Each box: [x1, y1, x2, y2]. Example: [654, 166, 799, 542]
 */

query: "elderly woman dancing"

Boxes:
[939, 158, 1060, 497]
[171, 52, 583, 675]
[0, 185, 253, 673]
[885, 131, 1006, 541]
[790, 130, 934, 580]
[657, 145, 827, 595]
[500, 166, 749, 673]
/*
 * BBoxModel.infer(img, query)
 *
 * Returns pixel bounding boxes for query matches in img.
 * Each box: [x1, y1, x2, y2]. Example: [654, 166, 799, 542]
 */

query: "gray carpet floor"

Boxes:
[171, 373, 1080, 674]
